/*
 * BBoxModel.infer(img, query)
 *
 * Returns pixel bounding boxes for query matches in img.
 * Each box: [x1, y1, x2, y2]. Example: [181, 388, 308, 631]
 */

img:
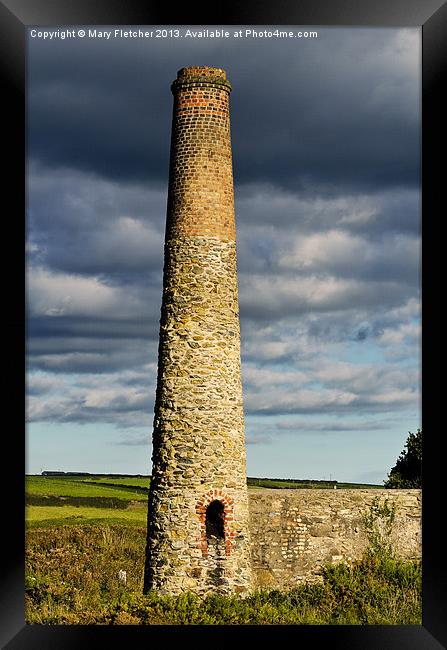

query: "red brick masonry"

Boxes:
[166, 67, 236, 241]
[196, 489, 236, 557]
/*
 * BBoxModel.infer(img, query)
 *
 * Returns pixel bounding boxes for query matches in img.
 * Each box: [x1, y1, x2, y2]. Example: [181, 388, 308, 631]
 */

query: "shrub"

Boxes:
[384, 429, 422, 488]
[362, 495, 396, 560]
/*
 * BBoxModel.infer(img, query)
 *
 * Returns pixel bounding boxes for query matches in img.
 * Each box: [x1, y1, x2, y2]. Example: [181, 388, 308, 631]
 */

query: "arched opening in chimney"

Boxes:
[205, 499, 225, 541]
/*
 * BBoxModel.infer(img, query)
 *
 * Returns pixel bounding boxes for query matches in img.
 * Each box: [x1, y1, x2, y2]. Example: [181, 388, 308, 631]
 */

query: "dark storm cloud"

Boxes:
[26, 28, 421, 433]
[27, 28, 420, 193]
[27, 163, 166, 279]
[27, 315, 159, 341]
[27, 40, 172, 184]
[238, 273, 415, 322]
[27, 331, 158, 374]
[26, 262, 162, 373]
[234, 185, 420, 237]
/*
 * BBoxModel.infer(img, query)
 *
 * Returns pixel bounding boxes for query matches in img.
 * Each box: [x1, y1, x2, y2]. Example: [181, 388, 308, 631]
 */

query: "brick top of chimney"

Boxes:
[171, 66, 232, 94]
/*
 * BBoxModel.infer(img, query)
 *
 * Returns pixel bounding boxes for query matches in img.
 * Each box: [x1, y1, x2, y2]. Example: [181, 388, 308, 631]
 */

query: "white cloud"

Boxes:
[242, 366, 308, 389]
[84, 387, 148, 410]
[240, 272, 408, 319]
[377, 321, 421, 347]
[241, 349, 419, 417]
[278, 229, 419, 283]
[27, 373, 68, 395]
[26, 368, 157, 427]
[245, 387, 358, 414]
[27, 267, 147, 320]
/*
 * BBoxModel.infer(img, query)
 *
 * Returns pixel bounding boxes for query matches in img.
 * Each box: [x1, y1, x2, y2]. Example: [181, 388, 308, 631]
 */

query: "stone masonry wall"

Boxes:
[248, 489, 421, 590]
[144, 67, 252, 596]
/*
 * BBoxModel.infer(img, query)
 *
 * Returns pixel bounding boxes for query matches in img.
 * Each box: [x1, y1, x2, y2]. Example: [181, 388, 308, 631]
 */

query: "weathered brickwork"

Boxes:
[166, 67, 235, 241]
[248, 489, 421, 589]
[144, 67, 252, 596]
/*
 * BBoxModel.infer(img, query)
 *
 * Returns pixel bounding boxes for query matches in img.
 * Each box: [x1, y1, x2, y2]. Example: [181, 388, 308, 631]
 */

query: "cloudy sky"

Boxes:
[26, 26, 421, 483]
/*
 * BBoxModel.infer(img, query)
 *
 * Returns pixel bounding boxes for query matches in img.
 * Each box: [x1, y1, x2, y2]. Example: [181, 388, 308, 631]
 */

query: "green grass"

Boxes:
[25, 476, 150, 528]
[26, 504, 147, 529]
[81, 477, 151, 489]
[26, 476, 149, 500]
[25, 524, 422, 625]
[25, 474, 384, 528]
[32, 474, 383, 491]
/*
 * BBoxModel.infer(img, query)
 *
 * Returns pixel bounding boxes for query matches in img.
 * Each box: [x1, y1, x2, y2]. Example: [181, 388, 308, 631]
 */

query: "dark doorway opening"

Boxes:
[205, 500, 225, 540]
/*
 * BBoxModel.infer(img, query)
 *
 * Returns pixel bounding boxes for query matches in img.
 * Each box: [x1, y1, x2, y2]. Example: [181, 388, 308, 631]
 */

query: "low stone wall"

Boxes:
[247, 489, 421, 590]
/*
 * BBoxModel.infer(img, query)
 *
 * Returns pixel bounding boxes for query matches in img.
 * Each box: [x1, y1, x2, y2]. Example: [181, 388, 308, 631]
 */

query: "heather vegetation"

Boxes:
[25, 496, 421, 625]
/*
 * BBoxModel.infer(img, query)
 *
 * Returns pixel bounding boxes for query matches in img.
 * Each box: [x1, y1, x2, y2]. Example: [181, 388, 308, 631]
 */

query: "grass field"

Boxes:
[26, 505, 147, 528]
[25, 475, 149, 528]
[25, 474, 383, 528]
[25, 474, 384, 528]
[26, 476, 149, 498]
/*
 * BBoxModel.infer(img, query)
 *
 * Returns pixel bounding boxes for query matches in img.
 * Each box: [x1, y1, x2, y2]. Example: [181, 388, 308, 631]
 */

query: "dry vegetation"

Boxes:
[25, 524, 421, 625]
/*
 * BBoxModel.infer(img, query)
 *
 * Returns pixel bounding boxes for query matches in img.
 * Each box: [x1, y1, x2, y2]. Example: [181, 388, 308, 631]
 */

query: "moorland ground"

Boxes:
[25, 474, 421, 625]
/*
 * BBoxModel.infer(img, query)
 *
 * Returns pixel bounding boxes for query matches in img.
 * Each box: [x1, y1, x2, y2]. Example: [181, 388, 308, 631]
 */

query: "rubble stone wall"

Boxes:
[248, 489, 421, 589]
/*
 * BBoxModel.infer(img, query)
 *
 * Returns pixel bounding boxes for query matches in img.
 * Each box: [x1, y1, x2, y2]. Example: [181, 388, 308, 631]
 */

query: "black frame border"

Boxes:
[3, 0, 446, 647]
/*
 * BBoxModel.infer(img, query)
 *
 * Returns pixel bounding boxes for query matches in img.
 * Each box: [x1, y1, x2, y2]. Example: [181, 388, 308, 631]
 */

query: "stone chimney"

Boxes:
[143, 66, 252, 596]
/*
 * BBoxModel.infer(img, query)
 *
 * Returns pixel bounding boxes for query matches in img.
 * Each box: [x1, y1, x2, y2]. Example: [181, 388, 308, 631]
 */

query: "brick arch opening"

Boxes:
[206, 500, 225, 540]
[196, 489, 235, 557]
